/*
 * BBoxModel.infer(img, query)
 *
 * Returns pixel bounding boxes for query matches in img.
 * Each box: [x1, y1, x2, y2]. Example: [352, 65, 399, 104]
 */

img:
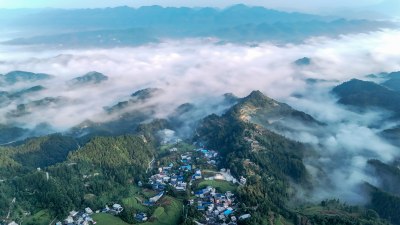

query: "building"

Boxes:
[64, 216, 74, 224]
[149, 191, 164, 203]
[162, 176, 171, 182]
[69, 211, 78, 217]
[239, 214, 251, 220]
[135, 213, 148, 222]
[239, 176, 247, 185]
[85, 207, 93, 214]
[193, 169, 202, 179]
[102, 205, 110, 213]
[223, 207, 234, 216]
[180, 165, 192, 171]
[112, 204, 124, 214]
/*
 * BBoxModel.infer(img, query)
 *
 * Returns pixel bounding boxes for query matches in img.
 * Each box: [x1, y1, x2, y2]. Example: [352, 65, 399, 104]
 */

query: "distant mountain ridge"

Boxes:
[0, 5, 330, 30]
[0, 71, 52, 85]
[332, 79, 400, 117]
[381, 71, 400, 92]
[0, 5, 393, 46]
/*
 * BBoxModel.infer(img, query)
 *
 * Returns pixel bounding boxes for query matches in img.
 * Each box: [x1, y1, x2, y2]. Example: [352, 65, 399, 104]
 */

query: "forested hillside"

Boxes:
[0, 134, 155, 219]
[194, 90, 390, 224]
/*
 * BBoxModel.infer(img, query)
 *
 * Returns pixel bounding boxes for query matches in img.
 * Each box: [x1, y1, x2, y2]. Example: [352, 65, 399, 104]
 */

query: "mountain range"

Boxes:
[1, 70, 400, 225]
[0, 5, 394, 47]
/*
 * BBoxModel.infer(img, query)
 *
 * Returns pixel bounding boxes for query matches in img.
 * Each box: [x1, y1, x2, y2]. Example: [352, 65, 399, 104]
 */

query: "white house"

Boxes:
[239, 214, 251, 220]
[113, 204, 124, 213]
[85, 207, 93, 214]
[65, 216, 74, 224]
[149, 191, 164, 203]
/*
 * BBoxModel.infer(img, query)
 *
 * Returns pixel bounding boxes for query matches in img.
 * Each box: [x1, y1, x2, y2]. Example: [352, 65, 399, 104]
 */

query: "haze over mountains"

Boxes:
[1, 3, 400, 225]
[0, 5, 396, 46]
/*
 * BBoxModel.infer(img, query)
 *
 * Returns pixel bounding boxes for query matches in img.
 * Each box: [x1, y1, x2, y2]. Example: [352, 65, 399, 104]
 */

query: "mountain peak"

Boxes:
[241, 90, 276, 106]
[332, 79, 389, 96]
[294, 57, 311, 66]
[381, 71, 400, 92]
[131, 88, 164, 100]
[68, 71, 108, 86]
[1, 71, 52, 85]
[227, 90, 280, 121]
[248, 90, 265, 98]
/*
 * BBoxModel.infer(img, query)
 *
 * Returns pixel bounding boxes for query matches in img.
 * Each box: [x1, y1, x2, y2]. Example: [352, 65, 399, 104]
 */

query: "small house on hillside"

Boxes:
[149, 191, 164, 203]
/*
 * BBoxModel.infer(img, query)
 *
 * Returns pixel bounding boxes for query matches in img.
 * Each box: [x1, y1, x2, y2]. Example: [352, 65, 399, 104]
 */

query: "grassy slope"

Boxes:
[122, 196, 148, 212]
[24, 210, 53, 225]
[94, 196, 182, 225]
[92, 213, 130, 225]
[142, 197, 182, 225]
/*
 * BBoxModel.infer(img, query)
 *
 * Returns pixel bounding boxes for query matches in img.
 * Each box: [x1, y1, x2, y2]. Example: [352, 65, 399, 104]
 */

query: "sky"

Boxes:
[0, 0, 388, 12]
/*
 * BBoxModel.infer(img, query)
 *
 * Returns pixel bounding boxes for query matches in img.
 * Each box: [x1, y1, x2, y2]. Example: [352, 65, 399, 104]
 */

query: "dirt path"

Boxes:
[146, 156, 155, 173]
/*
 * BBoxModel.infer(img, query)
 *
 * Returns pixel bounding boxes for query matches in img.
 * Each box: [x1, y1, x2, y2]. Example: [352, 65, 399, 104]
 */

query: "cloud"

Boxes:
[0, 29, 400, 204]
[0, 29, 399, 128]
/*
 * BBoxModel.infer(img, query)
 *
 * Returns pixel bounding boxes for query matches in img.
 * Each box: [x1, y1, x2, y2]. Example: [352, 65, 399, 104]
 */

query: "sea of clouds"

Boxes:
[1, 28, 400, 204]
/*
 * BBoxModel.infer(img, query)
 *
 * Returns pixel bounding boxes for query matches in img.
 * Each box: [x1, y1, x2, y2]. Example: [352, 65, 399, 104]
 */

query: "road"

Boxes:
[146, 156, 155, 173]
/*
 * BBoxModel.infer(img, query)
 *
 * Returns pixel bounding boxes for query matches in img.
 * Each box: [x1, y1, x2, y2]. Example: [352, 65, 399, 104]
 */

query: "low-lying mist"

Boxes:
[1, 29, 400, 204]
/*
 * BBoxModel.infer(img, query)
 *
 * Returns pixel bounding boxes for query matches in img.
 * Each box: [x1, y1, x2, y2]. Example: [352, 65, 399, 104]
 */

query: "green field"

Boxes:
[94, 196, 182, 225]
[92, 213, 130, 225]
[142, 196, 183, 225]
[274, 215, 288, 225]
[197, 180, 237, 192]
[142, 189, 157, 198]
[122, 196, 148, 212]
[24, 210, 53, 225]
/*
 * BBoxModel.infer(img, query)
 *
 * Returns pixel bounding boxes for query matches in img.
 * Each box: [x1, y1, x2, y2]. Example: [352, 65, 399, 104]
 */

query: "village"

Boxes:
[146, 147, 250, 225]
[28, 143, 251, 225]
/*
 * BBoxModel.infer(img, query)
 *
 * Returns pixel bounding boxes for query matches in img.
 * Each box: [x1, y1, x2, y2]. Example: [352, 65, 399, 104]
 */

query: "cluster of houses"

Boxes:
[147, 148, 224, 193]
[134, 213, 148, 222]
[192, 186, 237, 225]
[196, 148, 219, 165]
[101, 204, 124, 215]
[59, 208, 96, 225]
[148, 152, 202, 193]
[191, 186, 251, 225]
[148, 166, 190, 192]
[146, 147, 252, 225]
[56, 203, 124, 225]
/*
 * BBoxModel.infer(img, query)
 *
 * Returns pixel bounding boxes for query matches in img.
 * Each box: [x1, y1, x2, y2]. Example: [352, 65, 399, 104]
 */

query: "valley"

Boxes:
[1, 81, 399, 225]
